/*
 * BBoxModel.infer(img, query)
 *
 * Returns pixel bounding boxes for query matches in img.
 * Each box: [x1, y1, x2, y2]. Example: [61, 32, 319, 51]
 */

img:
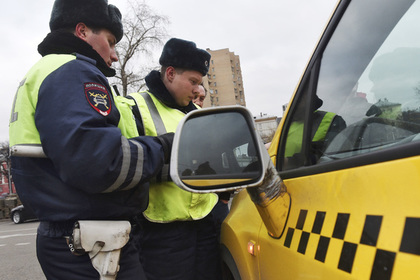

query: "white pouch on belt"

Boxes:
[69, 220, 131, 280]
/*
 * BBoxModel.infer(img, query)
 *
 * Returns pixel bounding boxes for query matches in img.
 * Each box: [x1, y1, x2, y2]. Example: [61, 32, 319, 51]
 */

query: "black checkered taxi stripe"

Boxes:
[283, 209, 420, 280]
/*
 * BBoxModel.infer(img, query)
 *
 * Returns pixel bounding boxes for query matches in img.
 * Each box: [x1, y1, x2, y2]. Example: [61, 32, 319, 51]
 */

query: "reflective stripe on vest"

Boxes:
[139, 92, 167, 135]
[128, 91, 218, 222]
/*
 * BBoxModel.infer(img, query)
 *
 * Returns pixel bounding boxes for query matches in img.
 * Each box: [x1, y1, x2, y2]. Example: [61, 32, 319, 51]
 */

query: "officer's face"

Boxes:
[193, 86, 206, 108]
[166, 68, 203, 107]
[85, 28, 118, 67]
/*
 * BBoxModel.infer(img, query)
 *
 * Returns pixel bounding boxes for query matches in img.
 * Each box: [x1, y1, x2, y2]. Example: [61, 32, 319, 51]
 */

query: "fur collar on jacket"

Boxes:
[37, 30, 115, 77]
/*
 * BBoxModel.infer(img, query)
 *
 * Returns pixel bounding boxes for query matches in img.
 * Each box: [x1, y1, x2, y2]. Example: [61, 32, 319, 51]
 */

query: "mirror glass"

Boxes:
[177, 111, 262, 190]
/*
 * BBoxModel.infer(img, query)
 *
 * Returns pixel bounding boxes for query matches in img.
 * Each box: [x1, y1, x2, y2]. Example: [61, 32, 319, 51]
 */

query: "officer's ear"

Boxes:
[165, 66, 177, 83]
[74, 22, 90, 42]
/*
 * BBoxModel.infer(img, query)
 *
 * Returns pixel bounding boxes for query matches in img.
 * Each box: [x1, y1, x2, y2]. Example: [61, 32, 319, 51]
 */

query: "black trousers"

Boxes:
[36, 222, 146, 280]
[212, 200, 230, 242]
[134, 213, 222, 280]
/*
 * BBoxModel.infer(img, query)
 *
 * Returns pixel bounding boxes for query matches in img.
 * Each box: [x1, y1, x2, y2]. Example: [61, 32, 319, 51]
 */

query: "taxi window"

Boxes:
[282, 0, 420, 170]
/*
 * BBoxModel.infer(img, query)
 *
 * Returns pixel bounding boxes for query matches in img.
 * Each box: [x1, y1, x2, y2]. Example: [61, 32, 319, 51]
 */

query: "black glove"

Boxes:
[156, 133, 174, 164]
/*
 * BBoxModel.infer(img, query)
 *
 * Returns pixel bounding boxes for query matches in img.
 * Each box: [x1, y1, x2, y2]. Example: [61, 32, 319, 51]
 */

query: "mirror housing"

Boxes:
[170, 106, 268, 193]
[170, 106, 291, 238]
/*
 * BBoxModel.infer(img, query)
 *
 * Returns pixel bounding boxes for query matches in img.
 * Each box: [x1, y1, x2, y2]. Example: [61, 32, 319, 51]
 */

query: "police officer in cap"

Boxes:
[9, 0, 173, 279]
[126, 38, 221, 279]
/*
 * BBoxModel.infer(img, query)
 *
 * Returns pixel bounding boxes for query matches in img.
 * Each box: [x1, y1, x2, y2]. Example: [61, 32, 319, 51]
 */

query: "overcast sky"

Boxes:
[0, 0, 338, 141]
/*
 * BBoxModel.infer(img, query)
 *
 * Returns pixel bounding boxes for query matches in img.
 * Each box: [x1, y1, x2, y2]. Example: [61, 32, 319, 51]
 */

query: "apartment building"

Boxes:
[254, 115, 280, 144]
[203, 48, 246, 108]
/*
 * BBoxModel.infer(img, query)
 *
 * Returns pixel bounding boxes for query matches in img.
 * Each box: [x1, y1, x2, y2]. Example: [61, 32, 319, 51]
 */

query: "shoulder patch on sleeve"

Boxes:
[84, 83, 112, 116]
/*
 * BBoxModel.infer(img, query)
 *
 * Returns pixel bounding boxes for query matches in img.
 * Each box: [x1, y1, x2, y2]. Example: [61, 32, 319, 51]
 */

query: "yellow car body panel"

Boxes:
[222, 190, 262, 279]
[259, 156, 420, 279]
[223, 154, 420, 279]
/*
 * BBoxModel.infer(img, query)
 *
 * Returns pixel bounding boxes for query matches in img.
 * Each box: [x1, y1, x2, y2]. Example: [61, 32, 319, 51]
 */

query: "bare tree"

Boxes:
[112, 1, 170, 96]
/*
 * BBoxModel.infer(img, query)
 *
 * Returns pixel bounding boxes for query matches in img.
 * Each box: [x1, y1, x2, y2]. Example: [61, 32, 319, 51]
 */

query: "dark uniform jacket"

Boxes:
[10, 32, 165, 233]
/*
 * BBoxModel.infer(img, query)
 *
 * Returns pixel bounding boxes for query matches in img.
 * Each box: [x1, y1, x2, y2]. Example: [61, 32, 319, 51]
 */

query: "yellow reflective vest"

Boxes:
[128, 91, 218, 222]
[9, 54, 76, 148]
[113, 95, 139, 138]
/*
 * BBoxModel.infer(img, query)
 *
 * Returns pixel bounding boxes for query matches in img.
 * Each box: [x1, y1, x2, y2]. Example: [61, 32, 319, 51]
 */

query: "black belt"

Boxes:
[38, 221, 76, 238]
[39, 218, 137, 238]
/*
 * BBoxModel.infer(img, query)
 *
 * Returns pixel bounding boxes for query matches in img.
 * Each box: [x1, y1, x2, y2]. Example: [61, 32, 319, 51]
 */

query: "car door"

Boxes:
[259, 0, 420, 279]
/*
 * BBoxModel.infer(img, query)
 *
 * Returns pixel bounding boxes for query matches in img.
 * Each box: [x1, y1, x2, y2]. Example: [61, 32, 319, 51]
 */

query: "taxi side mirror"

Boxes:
[170, 106, 269, 193]
[171, 106, 291, 238]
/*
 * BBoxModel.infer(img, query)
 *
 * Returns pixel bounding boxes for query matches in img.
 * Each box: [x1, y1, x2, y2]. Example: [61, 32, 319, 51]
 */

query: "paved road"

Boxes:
[0, 220, 45, 280]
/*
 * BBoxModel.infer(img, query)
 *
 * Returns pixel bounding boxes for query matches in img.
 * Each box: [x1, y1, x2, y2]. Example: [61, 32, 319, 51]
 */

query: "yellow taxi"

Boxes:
[170, 0, 420, 279]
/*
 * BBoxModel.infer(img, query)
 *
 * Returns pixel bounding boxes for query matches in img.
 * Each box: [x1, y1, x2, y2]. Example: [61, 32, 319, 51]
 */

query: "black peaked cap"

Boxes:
[49, 0, 123, 42]
[159, 38, 211, 76]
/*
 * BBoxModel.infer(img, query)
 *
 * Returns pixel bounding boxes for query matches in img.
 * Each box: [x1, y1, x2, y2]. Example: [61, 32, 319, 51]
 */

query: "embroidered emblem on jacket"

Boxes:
[84, 83, 111, 116]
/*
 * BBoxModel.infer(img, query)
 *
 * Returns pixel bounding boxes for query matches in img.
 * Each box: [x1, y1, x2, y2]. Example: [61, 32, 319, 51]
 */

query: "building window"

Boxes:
[214, 82, 217, 87]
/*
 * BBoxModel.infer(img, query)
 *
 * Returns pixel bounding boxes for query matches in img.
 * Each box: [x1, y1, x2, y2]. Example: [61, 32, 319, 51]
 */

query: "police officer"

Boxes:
[126, 38, 221, 280]
[193, 84, 207, 108]
[284, 95, 346, 169]
[8, 0, 173, 279]
[192, 85, 231, 243]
